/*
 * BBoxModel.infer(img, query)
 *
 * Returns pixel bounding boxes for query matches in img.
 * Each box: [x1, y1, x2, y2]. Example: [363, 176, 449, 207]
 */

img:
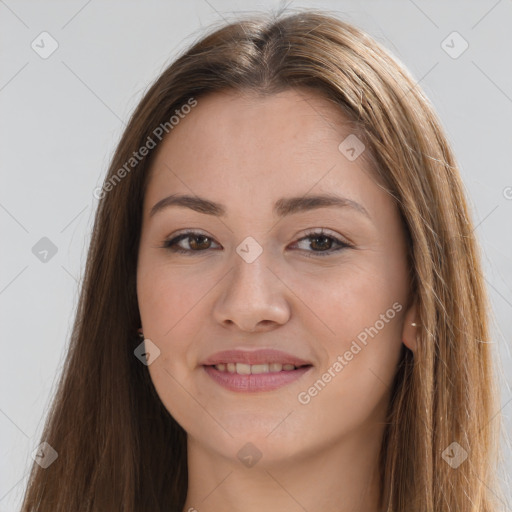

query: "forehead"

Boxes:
[144, 88, 386, 221]
[154, 88, 355, 158]
[152, 88, 366, 173]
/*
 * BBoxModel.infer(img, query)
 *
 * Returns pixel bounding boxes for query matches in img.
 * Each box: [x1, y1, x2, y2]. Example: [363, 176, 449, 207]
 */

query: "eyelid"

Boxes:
[299, 227, 352, 245]
[162, 229, 221, 251]
[161, 227, 353, 255]
[164, 227, 350, 243]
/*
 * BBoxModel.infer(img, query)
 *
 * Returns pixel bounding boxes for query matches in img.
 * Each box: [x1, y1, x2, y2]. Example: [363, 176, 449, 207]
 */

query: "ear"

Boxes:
[401, 299, 418, 352]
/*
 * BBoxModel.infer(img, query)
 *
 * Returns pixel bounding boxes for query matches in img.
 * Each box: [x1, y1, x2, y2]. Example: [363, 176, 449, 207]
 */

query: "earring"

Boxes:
[137, 328, 144, 340]
[411, 322, 418, 327]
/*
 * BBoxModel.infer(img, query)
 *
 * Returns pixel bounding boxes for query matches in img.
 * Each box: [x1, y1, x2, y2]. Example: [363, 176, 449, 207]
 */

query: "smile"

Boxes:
[202, 363, 313, 392]
[211, 362, 307, 374]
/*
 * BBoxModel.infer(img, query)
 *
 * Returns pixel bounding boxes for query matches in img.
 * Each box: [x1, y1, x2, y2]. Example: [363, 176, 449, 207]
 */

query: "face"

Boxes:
[136, 88, 416, 465]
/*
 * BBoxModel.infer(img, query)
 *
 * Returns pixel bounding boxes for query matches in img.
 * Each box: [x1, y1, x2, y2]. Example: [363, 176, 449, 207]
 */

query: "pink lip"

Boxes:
[201, 349, 313, 393]
[200, 349, 312, 367]
[203, 365, 313, 392]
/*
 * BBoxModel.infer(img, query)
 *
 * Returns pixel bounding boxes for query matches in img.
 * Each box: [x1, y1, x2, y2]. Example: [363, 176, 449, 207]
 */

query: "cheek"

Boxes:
[137, 262, 211, 428]
[288, 258, 399, 337]
[147, 359, 209, 436]
[293, 261, 405, 418]
[137, 260, 216, 338]
[137, 261, 219, 396]
[294, 319, 403, 444]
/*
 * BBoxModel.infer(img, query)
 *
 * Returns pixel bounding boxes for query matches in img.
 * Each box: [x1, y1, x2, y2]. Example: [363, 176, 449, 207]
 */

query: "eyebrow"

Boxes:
[149, 193, 371, 220]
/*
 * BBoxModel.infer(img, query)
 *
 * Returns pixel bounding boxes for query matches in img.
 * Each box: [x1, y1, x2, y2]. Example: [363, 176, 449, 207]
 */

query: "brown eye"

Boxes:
[187, 234, 212, 250]
[162, 229, 352, 257]
[308, 234, 335, 251]
[163, 232, 221, 254]
[291, 229, 352, 257]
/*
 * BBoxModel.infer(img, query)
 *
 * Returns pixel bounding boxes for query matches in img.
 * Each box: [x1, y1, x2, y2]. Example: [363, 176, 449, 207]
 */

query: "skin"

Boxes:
[137, 88, 418, 512]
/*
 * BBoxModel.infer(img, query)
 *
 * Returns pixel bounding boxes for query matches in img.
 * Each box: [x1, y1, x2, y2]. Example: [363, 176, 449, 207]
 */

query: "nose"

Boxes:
[212, 251, 291, 333]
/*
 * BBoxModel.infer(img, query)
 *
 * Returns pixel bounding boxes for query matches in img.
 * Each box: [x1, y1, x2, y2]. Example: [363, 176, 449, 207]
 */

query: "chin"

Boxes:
[194, 414, 311, 460]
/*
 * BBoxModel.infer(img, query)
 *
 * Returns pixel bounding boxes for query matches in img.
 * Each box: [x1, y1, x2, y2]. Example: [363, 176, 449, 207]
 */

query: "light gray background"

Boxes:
[1, 1, 511, 510]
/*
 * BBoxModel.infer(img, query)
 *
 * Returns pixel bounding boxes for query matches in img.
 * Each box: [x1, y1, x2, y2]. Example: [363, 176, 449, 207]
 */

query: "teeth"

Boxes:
[213, 362, 300, 374]
[236, 363, 251, 375]
[250, 364, 269, 374]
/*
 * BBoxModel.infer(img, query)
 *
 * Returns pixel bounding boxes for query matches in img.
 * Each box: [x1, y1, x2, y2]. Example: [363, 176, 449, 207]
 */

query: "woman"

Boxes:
[20, 9, 502, 512]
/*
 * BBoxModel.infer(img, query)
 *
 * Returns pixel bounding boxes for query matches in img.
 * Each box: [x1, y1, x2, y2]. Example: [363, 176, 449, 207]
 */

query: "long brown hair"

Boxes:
[20, 9, 501, 511]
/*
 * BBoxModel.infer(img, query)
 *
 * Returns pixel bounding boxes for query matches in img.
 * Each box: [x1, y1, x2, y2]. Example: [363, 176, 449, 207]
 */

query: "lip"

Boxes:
[200, 349, 312, 367]
[201, 349, 313, 393]
[203, 365, 313, 392]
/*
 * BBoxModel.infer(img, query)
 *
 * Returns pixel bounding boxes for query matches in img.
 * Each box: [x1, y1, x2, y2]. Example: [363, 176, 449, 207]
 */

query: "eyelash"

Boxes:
[161, 228, 352, 257]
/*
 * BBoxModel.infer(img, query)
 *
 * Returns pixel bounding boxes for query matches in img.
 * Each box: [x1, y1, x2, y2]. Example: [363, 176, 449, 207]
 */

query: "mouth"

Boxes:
[200, 348, 313, 368]
[200, 348, 314, 392]
[203, 362, 313, 393]
[205, 362, 312, 374]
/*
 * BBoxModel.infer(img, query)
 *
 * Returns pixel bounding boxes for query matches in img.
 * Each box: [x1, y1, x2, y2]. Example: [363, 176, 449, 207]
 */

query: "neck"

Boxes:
[182, 424, 384, 512]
